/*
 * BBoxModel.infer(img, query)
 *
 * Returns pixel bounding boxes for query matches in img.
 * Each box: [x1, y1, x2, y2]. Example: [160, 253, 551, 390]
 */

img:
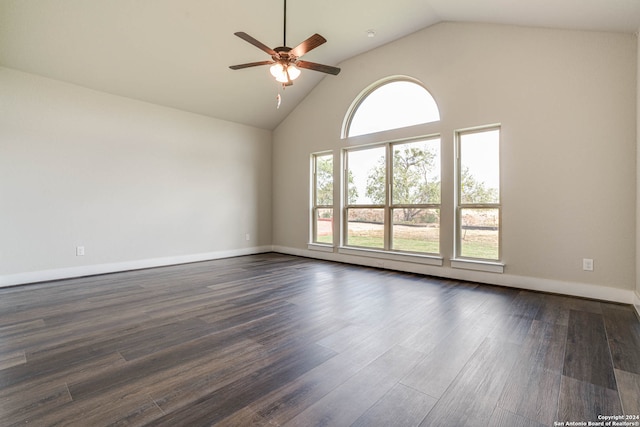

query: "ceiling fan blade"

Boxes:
[296, 60, 341, 75]
[234, 32, 276, 56]
[229, 60, 275, 70]
[290, 34, 326, 58]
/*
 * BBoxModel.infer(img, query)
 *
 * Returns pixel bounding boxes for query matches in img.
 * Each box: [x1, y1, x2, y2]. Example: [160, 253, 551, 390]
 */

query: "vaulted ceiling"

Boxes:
[1, 0, 639, 130]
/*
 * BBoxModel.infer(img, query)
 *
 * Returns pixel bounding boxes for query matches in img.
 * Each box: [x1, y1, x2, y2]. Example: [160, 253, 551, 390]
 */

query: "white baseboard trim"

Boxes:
[3, 245, 637, 307]
[273, 245, 636, 305]
[0, 246, 273, 288]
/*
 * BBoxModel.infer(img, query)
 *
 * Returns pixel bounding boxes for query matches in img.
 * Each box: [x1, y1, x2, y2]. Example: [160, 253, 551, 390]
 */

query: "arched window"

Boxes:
[344, 77, 440, 138]
[338, 77, 443, 259]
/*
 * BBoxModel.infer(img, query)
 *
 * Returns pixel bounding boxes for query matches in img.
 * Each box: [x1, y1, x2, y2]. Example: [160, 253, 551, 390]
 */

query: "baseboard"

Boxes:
[0, 246, 273, 287]
[273, 245, 636, 305]
[4, 245, 637, 308]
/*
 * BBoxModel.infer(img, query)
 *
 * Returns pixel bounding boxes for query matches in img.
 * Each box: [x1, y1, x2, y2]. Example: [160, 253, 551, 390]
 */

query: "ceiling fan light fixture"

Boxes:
[270, 63, 301, 83]
[269, 63, 283, 79]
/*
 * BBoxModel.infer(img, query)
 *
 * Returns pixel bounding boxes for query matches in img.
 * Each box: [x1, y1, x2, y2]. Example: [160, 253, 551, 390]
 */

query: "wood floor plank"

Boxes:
[399, 306, 472, 354]
[0, 318, 46, 339]
[400, 323, 491, 398]
[419, 337, 522, 426]
[535, 296, 572, 326]
[215, 406, 273, 427]
[615, 369, 640, 416]
[315, 323, 377, 353]
[602, 305, 640, 375]
[150, 343, 337, 426]
[0, 347, 126, 389]
[0, 350, 26, 370]
[67, 329, 255, 400]
[535, 294, 602, 327]
[351, 383, 437, 427]
[21, 387, 165, 427]
[248, 354, 363, 425]
[143, 339, 267, 414]
[0, 352, 127, 402]
[496, 320, 568, 425]
[506, 291, 545, 319]
[564, 310, 617, 390]
[488, 313, 535, 345]
[489, 407, 548, 427]
[498, 364, 562, 426]
[0, 381, 72, 425]
[557, 375, 622, 422]
[284, 345, 424, 427]
[517, 319, 568, 373]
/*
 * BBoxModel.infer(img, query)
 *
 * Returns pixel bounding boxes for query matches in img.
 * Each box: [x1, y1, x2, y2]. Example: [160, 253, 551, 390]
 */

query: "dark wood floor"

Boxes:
[1, 253, 639, 426]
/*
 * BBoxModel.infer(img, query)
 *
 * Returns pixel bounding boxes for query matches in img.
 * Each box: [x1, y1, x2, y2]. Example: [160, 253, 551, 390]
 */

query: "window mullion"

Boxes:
[385, 143, 392, 251]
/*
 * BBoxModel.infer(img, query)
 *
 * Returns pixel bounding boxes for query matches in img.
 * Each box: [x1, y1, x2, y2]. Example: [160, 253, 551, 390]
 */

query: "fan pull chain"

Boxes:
[276, 92, 282, 109]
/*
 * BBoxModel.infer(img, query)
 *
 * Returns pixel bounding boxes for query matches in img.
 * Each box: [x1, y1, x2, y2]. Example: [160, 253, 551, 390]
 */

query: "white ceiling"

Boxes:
[1, 0, 639, 130]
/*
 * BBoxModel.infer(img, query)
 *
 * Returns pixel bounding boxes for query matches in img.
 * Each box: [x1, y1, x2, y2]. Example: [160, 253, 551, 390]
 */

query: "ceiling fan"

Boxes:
[229, 0, 341, 87]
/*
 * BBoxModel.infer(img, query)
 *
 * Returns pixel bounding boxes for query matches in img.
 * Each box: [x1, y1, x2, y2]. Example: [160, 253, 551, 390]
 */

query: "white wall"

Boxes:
[0, 67, 272, 285]
[273, 22, 637, 303]
[637, 30, 640, 312]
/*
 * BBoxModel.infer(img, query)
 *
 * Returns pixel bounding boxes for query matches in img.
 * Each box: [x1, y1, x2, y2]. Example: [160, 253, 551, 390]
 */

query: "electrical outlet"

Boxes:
[245, 233, 250, 241]
[76, 246, 85, 256]
[582, 258, 593, 271]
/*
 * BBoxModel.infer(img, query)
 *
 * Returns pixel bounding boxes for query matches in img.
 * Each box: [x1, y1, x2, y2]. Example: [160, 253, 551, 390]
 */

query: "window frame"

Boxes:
[343, 143, 388, 250]
[310, 151, 335, 247]
[454, 125, 502, 265]
[341, 76, 440, 139]
[342, 135, 442, 257]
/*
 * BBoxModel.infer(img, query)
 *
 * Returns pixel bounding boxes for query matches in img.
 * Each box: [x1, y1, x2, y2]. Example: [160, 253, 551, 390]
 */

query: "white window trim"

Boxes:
[308, 243, 335, 253]
[341, 75, 440, 139]
[310, 152, 335, 246]
[451, 258, 504, 273]
[454, 125, 502, 263]
[339, 246, 444, 266]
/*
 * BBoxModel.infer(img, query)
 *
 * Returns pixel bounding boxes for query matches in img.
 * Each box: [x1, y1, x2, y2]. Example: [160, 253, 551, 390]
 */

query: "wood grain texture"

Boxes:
[496, 320, 568, 425]
[564, 310, 617, 390]
[419, 337, 522, 426]
[602, 304, 640, 374]
[351, 383, 437, 427]
[489, 407, 548, 427]
[0, 253, 638, 426]
[400, 322, 491, 398]
[284, 345, 424, 427]
[615, 369, 640, 415]
[498, 364, 562, 426]
[557, 375, 623, 422]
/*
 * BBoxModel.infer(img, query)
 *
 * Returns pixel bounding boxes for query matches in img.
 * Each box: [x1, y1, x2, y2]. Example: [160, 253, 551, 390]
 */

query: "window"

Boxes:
[344, 137, 441, 255]
[345, 78, 440, 138]
[456, 127, 501, 261]
[391, 138, 441, 253]
[345, 146, 386, 249]
[311, 153, 334, 245]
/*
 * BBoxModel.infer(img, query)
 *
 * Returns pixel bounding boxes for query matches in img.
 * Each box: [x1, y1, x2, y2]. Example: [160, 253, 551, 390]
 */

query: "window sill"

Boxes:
[308, 243, 335, 253]
[451, 258, 504, 273]
[338, 246, 444, 266]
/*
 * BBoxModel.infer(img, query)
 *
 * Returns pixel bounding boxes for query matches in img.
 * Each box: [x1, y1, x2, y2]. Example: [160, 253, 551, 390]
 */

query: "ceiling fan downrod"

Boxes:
[283, 0, 287, 47]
